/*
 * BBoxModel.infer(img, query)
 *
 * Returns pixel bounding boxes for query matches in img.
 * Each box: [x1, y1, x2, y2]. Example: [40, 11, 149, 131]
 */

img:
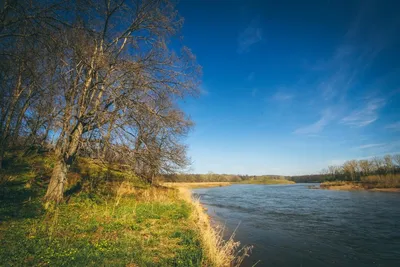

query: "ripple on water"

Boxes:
[193, 184, 400, 267]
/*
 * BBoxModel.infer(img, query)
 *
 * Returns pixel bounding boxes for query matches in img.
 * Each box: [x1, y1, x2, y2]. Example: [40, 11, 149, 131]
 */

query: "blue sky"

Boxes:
[177, 0, 400, 175]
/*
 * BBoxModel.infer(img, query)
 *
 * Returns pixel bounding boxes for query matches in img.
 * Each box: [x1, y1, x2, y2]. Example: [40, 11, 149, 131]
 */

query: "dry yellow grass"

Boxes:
[163, 182, 232, 189]
[320, 174, 400, 192]
[114, 181, 181, 204]
[360, 174, 400, 188]
[178, 188, 252, 267]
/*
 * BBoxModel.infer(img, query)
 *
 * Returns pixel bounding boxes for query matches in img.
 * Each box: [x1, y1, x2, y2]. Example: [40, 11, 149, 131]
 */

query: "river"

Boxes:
[193, 183, 400, 267]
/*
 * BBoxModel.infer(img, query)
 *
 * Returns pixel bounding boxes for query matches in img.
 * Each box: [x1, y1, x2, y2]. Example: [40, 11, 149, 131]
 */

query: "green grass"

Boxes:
[0, 152, 204, 266]
[0, 197, 202, 266]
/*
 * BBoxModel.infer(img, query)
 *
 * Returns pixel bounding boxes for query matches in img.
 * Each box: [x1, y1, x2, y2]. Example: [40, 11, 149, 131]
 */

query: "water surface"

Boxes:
[193, 184, 400, 267]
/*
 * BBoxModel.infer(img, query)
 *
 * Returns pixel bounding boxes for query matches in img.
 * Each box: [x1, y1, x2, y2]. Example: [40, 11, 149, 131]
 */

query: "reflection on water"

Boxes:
[193, 184, 400, 267]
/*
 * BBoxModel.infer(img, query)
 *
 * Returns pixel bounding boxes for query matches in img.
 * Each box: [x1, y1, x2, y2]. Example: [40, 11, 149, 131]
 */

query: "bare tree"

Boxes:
[394, 154, 400, 169]
[327, 165, 342, 180]
[1, 0, 200, 202]
[0, 0, 50, 166]
[39, 0, 200, 203]
[383, 154, 394, 174]
[371, 157, 385, 176]
[342, 160, 358, 181]
[358, 160, 372, 176]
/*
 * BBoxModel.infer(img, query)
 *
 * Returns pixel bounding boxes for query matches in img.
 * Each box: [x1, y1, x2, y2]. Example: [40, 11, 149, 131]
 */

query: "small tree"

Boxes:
[342, 160, 358, 181]
[394, 154, 400, 173]
[383, 155, 394, 174]
[358, 160, 372, 176]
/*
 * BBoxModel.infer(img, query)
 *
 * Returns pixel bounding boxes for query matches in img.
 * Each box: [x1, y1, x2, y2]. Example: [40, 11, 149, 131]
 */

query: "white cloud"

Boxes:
[341, 98, 385, 127]
[356, 143, 385, 149]
[386, 121, 400, 131]
[237, 17, 262, 54]
[294, 109, 334, 135]
[272, 92, 294, 101]
[307, 5, 393, 103]
[199, 84, 209, 96]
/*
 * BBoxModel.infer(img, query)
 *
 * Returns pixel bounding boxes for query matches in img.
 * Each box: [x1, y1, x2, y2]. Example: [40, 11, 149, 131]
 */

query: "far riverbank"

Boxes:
[318, 181, 400, 192]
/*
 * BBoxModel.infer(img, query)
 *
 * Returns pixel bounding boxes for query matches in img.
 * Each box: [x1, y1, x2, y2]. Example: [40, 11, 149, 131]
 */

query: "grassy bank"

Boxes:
[320, 174, 400, 192]
[0, 152, 246, 266]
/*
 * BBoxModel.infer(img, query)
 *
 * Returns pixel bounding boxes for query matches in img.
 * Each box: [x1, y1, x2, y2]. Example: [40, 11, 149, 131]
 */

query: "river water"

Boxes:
[193, 184, 400, 267]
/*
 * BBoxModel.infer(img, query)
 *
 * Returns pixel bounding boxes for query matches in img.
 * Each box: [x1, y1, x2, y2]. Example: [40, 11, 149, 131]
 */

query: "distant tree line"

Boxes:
[289, 154, 400, 183]
[159, 173, 286, 183]
[0, 0, 200, 203]
[287, 174, 330, 183]
[320, 154, 400, 181]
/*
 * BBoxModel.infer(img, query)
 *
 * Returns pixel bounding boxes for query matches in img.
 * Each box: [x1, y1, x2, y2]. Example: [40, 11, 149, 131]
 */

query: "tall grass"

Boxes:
[178, 188, 252, 267]
[360, 174, 400, 188]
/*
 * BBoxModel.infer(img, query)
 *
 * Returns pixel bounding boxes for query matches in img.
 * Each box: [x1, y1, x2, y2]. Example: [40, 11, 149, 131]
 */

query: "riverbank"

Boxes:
[319, 181, 400, 192]
[178, 188, 251, 266]
[163, 178, 294, 188]
[237, 178, 295, 185]
[163, 182, 232, 188]
[0, 152, 244, 266]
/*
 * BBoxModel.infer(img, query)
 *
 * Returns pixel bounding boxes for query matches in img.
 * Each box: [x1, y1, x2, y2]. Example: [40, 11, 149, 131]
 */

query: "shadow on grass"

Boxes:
[0, 151, 50, 222]
[0, 180, 45, 222]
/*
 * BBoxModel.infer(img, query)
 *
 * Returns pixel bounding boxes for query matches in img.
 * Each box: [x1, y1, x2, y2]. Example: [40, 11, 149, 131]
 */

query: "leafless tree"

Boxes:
[371, 157, 385, 176]
[342, 160, 358, 181]
[383, 154, 394, 174]
[327, 165, 342, 180]
[358, 160, 372, 176]
[36, 0, 201, 203]
[0, 0, 59, 167]
[394, 154, 400, 168]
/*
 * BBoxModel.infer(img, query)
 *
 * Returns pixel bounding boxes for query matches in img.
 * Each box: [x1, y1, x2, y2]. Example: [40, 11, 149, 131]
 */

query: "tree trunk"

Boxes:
[0, 151, 3, 170]
[44, 157, 68, 203]
[44, 122, 82, 203]
[0, 141, 5, 170]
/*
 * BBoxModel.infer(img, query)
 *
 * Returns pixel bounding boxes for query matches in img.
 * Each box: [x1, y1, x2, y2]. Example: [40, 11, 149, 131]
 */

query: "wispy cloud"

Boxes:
[272, 92, 294, 101]
[306, 1, 396, 104]
[356, 143, 386, 149]
[199, 84, 209, 96]
[251, 88, 258, 97]
[237, 17, 262, 54]
[341, 98, 385, 127]
[386, 121, 400, 131]
[311, 40, 381, 104]
[350, 142, 400, 158]
[247, 72, 255, 81]
[294, 109, 334, 135]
